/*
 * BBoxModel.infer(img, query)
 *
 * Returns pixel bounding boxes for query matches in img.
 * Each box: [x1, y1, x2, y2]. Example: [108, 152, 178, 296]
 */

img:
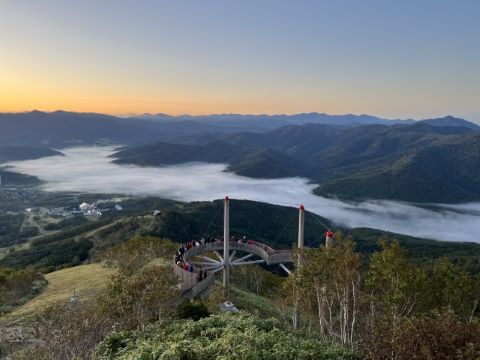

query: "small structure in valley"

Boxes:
[79, 202, 94, 212]
[219, 301, 238, 312]
[79, 202, 102, 219]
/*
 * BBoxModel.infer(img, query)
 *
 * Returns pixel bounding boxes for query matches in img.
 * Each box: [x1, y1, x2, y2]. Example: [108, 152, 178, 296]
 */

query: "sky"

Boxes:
[7, 146, 480, 243]
[0, 0, 479, 121]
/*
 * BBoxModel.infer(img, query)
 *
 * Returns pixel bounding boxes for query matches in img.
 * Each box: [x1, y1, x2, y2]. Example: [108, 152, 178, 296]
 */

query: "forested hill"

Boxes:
[113, 122, 480, 203]
[1, 198, 479, 273]
[0, 146, 63, 164]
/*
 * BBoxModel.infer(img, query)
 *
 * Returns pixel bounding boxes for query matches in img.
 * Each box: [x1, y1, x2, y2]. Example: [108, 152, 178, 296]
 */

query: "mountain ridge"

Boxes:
[112, 122, 480, 203]
[1, 110, 477, 148]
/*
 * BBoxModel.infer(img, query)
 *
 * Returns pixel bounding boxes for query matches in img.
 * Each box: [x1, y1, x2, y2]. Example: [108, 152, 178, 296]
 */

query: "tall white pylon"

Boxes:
[223, 196, 230, 293]
[294, 204, 305, 329]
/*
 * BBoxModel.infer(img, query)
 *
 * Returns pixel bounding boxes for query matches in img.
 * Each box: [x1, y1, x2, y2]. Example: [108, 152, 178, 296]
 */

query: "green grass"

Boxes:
[6, 263, 115, 319]
[212, 280, 281, 318]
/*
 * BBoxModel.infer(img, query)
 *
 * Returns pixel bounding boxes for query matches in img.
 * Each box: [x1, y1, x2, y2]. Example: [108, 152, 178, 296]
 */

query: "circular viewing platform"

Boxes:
[174, 240, 293, 298]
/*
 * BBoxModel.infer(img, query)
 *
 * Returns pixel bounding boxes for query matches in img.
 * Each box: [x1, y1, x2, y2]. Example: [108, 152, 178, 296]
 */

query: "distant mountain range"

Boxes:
[0, 110, 233, 148]
[0, 110, 477, 147]
[113, 121, 480, 203]
[135, 112, 413, 130]
[1, 110, 479, 203]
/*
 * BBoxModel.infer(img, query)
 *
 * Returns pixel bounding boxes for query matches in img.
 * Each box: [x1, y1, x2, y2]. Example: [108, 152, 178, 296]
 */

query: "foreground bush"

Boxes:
[0, 267, 46, 314]
[92, 312, 359, 360]
[176, 299, 210, 321]
[16, 302, 114, 360]
[359, 312, 480, 360]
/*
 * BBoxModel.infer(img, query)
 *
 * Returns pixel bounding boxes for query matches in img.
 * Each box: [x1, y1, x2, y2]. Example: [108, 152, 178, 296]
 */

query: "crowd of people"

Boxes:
[174, 237, 221, 282]
[174, 235, 256, 283]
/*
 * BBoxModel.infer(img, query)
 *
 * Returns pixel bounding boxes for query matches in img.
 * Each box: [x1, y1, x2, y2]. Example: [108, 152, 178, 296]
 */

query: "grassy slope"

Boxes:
[228, 283, 282, 318]
[7, 263, 115, 318]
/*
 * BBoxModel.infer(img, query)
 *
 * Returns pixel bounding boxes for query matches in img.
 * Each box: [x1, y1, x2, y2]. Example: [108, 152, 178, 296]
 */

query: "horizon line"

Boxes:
[0, 108, 466, 122]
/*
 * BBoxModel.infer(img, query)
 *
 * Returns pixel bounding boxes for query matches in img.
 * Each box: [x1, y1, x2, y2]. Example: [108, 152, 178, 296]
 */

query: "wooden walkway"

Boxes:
[174, 240, 292, 298]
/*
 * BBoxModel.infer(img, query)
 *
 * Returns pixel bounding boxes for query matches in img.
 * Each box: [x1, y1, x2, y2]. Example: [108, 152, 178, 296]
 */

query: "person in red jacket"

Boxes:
[325, 230, 334, 247]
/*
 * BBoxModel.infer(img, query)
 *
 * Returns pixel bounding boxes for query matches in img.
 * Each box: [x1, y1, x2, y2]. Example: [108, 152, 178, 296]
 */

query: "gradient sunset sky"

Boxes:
[1, 0, 479, 121]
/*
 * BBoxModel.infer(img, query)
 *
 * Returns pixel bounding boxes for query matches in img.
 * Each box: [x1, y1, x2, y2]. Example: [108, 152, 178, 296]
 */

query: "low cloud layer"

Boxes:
[8, 146, 480, 243]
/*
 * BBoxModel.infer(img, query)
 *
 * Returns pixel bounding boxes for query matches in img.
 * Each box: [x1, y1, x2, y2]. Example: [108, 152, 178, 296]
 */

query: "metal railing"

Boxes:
[174, 240, 293, 296]
[182, 241, 291, 265]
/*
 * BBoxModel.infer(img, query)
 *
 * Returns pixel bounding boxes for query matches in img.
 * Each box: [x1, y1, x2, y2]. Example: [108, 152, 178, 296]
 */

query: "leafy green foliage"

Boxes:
[16, 301, 114, 360]
[359, 312, 480, 360]
[92, 312, 359, 360]
[99, 264, 179, 329]
[177, 299, 210, 321]
[294, 233, 362, 345]
[288, 234, 480, 359]
[231, 264, 285, 297]
[15, 236, 180, 359]
[0, 267, 46, 314]
[365, 239, 428, 318]
[426, 258, 480, 320]
[99, 236, 177, 274]
[96, 236, 180, 329]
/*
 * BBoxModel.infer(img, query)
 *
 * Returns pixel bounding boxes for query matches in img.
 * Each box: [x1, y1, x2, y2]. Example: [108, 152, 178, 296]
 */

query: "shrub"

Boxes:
[177, 299, 210, 321]
[92, 312, 360, 360]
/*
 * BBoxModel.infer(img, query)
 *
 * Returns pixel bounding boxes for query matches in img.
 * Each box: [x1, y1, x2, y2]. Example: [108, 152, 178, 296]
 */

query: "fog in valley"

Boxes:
[7, 146, 480, 243]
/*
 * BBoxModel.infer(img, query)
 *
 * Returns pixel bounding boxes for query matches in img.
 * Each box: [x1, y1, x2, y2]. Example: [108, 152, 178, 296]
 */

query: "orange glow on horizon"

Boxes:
[0, 93, 355, 117]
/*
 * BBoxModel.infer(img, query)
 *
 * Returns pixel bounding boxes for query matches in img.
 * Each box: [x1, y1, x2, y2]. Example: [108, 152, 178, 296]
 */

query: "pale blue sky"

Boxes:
[1, 0, 479, 121]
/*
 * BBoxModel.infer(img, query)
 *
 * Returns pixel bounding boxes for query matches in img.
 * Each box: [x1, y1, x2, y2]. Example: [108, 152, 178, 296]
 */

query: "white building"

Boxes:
[79, 203, 94, 212]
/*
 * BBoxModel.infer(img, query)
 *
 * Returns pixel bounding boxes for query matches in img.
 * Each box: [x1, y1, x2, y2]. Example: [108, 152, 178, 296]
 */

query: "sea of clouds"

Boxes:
[7, 146, 480, 243]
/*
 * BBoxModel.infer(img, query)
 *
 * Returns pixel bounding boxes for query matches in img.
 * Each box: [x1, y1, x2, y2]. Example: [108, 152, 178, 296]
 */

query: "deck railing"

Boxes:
[183, 241, 290, 265]
[175, 240, 292, 296]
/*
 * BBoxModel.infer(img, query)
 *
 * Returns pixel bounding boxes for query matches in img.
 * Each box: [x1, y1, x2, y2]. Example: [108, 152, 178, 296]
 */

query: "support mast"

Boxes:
[294, 204, 305, 329]
[223, 196, 230, 293]
[298, 204, 305, 249]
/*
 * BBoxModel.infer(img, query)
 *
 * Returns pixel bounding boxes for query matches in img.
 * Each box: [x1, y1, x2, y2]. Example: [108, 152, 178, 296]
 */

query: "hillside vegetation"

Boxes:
[8, 263, 114, 318]
[0, 147, 63, 164]
[0, 170, 41, 187]
[1, 199, 479, 273]
[6, 234, 480, 360]
[0, 268, 46, 315]
[92, 312, 359, 360]
[113, 122, 480, 203]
